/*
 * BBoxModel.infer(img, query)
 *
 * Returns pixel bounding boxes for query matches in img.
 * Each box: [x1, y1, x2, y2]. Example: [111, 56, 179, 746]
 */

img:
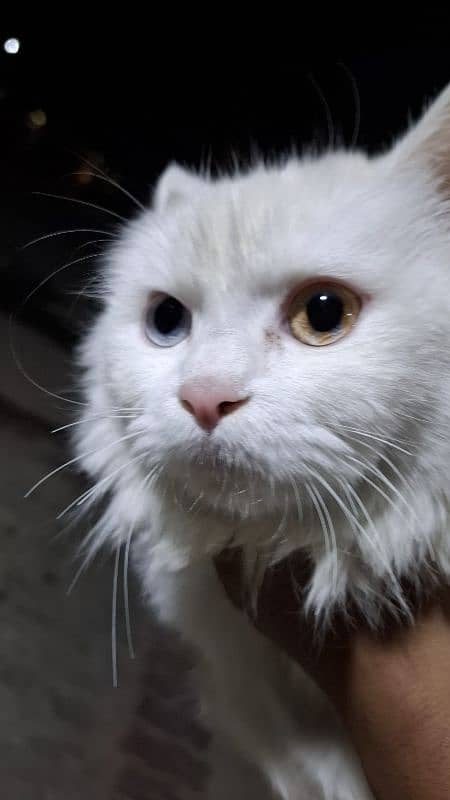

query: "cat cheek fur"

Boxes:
[73, 84, 450, 798]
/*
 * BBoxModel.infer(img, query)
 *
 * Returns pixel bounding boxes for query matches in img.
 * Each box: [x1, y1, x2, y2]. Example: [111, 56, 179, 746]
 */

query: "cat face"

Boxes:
[77, 85, 450, 580]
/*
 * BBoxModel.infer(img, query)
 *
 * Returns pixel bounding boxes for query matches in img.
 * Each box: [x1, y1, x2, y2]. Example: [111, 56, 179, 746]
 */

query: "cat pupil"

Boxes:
[306, 291, 343, 332]
[154, 297, 184, 334]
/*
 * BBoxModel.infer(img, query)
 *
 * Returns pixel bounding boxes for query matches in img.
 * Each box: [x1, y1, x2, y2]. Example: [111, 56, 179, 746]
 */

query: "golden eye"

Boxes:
[288, 283, 361, 346]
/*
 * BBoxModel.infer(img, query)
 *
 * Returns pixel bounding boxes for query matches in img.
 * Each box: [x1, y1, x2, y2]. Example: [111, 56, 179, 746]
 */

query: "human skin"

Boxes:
[215, 550, 450, 800]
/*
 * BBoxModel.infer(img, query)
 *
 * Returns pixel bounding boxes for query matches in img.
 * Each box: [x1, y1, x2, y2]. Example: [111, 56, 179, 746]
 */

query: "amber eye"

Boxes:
[287, 283, 361, 346]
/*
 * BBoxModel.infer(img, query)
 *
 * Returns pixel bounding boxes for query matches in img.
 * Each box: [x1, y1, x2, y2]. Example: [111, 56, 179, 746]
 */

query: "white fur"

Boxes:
[74, 85, 450, 798]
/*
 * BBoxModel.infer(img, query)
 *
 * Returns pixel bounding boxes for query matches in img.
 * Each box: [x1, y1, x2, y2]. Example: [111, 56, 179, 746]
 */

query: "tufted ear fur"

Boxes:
[391, 82, 450, 196]
[153, 163, 207, 211]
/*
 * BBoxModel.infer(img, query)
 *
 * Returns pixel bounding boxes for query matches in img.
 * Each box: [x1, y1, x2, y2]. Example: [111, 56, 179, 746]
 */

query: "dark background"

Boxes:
[1, 18, 450, 800]
[2, 19, 450, 348]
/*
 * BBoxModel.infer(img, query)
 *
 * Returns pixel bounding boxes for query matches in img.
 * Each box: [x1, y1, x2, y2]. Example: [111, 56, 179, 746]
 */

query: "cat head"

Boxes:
[76, 84, 450, 592]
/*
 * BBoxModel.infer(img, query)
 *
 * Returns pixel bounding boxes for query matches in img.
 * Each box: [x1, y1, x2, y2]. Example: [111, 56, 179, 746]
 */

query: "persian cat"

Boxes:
[73, 84, 450, 798]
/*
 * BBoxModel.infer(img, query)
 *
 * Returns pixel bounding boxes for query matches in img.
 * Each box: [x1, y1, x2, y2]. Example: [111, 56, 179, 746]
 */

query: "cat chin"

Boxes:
[165, 465, 301, 522]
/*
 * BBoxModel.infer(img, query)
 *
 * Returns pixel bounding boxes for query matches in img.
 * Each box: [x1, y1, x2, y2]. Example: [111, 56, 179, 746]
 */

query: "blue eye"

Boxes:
[145, 294, 191, 347]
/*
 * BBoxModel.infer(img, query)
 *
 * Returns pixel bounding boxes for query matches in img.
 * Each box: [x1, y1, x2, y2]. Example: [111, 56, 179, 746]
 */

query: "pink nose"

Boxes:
[180, 383, 249, 431]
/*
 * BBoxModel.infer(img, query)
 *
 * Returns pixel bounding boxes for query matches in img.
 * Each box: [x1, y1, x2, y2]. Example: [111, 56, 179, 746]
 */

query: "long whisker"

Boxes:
[340, 432, 412, 493]
[57, 485, 98, 520]
[73, 151, 145, 210]
[308, 73, 335, 147]
[51, 414, 138, 434]
[311, 482, 338, 587]
[308, 73, 335, 149]
[56, 451, 150, 520]
[8, 313, 88, 409]
[305, 481, 331, 556]
[71, 237, 114, 254]
[288, 476, 303, 526]
[307, 467, 388, 567]
[66, 550, 95, 596]
[346, 467, 403, 521]
[22, 252, 101, 308]
[271, 492, 289, 543]
[65, 273, 102, 315]
[70, 169, 145, 212]
[338, 478, 359, 532]
[337, 479, 378, 545]
[25, 429, 145, 498]
[346, 454, 414, 518]
[338, 61, 361, 149]
[112, 545, 121, 688]
[337, 478, 407, 612]
[123, 464, 162, 660]
[9, 251, 104, 411]
[187, 491, 204, 513]
[123, 523, 135, 661]
[32, 191, 127, 224]
[22, 228, 117, 250]
[393, 408, 432, 424]
[332, 425, 414, 456]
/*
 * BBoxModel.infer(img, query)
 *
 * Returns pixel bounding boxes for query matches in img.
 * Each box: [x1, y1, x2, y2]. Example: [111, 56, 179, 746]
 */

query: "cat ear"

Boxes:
[153, 163, 206, 211]
[391, 83, 450, 195]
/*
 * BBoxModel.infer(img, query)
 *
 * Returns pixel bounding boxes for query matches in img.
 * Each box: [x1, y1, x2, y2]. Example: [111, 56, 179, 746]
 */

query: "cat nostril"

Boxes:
[218, 398, 249, 417]
[180, 398, 195, 416]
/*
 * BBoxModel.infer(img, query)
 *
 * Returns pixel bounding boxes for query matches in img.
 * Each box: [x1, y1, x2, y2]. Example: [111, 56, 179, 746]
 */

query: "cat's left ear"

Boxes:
[391, 83, 450, 195]
[153, 163, 207, 211]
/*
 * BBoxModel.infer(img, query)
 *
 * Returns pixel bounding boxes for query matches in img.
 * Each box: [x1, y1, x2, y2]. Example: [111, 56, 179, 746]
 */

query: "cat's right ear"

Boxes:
[390, 83, 450, 196]
[153, 163, 207, 211]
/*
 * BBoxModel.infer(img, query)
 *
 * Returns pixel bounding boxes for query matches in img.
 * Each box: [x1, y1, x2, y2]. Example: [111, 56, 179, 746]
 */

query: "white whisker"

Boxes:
[307, 467, 388, 567]
[33, 191, 127, 224]
[311, 482, 338, 587]
[338, 478, 359, 532]
[71, 237, 114, 253]
[8, 313, 88, 408]
[67, 550, 95, 596]
[333, 425, 414, 456]
[73, 151, 145, 210]
[308, 73, 335, 149]
[337, 478, 407, 611]
[288, 476, 303, 526]
[187, 491, 204, 513]
[122, 464, 162, 660]
[25, 429, 145, 498]
[22, 227, 117, 250]
[51, 414, 138, 434]
[338, 61, 361, 149]
[22, 252, 101, 308]
[341, 432, 412, 494]
[70, 166, 145, 211]
[57, 485, 97, 520]
[112, 545, 121, 688]
[272, 493, 289, 542]
[123, 524, 135, 661]
[346, 464, 401, 520]
[56, 451, 150, 519]
[394, 408, 432, 424]
[346, 454, 413, 518]
[9, 250, 105, 412]
[305, 481, 331, 556]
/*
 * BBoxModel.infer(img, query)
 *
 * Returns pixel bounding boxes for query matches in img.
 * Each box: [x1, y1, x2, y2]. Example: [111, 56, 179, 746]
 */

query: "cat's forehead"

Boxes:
[122, 152, 433, 301]
[185, 153, 375, 243]
[165, 155, 377, 289]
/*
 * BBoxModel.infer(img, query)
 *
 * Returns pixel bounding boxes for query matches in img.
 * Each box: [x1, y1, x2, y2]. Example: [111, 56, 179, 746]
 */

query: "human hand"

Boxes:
[215, 548, 450, 800]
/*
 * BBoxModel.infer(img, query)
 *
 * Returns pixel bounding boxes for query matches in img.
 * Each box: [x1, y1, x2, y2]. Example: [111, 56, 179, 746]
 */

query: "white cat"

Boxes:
[74, 84, 450, 798]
